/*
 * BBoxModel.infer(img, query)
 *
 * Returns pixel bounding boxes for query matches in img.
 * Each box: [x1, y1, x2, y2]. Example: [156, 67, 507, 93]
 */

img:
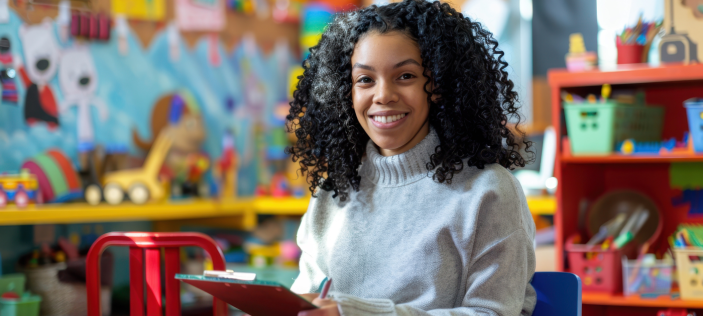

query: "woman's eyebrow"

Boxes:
[394, 59, 421, 68]
[352, 63, 375, 71]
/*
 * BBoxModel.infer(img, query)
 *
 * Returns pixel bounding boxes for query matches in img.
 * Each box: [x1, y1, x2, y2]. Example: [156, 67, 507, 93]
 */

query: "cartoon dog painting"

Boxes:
[16, 19, 61, 129]
[59, 45, 108, 151]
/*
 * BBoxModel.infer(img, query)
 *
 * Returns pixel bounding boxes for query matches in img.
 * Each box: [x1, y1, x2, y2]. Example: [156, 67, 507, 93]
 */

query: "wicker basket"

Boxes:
[20, 263, 111, 316]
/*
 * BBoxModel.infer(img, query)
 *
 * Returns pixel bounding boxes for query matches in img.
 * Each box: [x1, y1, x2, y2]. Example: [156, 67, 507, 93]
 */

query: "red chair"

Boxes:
[86, 232, 228, 316]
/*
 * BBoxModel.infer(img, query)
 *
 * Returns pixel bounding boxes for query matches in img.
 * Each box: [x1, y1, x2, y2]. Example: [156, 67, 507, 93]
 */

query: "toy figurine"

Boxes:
[214, 129, 238, 199]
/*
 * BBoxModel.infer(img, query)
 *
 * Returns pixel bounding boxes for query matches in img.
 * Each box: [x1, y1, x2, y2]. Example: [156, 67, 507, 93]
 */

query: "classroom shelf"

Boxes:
[582, 292, 703, 309]
[549, 64, 703, 313]
[0, 195, 555, 225]
[548, 63, 703, 88]
[561, 154, 703, 164]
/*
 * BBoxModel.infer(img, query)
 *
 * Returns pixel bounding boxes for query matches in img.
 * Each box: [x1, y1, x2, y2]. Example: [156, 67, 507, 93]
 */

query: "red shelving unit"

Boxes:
[548, 63, 703, 315]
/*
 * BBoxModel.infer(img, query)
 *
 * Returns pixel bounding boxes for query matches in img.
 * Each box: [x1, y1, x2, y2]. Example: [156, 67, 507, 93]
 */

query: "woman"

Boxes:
[287, 0, 536, 315]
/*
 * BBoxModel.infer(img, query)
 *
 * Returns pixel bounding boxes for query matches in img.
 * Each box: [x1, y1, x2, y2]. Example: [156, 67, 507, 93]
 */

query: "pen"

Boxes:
[319, 278, 332, 299]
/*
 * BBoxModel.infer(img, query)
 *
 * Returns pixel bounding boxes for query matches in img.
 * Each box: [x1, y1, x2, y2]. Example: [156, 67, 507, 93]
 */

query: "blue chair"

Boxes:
[531, 272, 582, 316]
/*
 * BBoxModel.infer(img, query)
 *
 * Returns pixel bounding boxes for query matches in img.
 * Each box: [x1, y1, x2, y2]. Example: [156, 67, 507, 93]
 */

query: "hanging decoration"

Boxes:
[70, 12, 110, 41]
[111, 0, 166, 21]
[176, 0, 226, 31]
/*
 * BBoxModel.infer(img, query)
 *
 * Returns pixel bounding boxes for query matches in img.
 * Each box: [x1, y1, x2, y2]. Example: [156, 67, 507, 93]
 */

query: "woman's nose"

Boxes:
[373, 80, 399, 105]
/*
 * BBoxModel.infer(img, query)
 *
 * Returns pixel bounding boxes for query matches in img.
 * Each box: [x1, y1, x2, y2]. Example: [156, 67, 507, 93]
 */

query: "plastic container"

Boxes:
[564, 101, 664, 155]
[0, 296, 41, 316]
[684, 98, 703, 153]
[621, 257, 673, 296]
[566, 235, 635, 293]
[0, 275, 25, 297]
[674, 247, 703, 299]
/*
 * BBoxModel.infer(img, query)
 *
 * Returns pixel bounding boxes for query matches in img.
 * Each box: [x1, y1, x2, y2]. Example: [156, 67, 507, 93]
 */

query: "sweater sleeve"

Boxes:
[290, 199, 329, 295]
[331, 228, 536, 316]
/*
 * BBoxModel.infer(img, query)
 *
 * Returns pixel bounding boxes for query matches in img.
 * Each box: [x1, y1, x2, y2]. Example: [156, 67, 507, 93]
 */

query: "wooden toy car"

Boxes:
[98, 131, 174, 205]
[0, 169, 42, 208]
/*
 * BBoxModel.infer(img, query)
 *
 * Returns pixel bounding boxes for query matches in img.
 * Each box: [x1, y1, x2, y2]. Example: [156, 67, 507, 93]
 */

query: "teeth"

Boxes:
[372, 113, 406, 123]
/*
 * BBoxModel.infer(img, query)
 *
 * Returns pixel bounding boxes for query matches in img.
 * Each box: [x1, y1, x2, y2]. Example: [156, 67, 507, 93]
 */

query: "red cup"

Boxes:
[617, 43, 645, 64]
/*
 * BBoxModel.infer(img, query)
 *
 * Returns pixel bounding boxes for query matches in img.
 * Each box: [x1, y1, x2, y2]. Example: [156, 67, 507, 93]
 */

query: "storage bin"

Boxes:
[566, 235, 634, 293]
[621, 257, 673, 296]
[673, 247, 703, 299]
[19, 263, 111, 316]
[684, 98, 703, 153]
[564, 101, 664, 155]
[0, 274, 25, 297]
[0, 296, 41, 316]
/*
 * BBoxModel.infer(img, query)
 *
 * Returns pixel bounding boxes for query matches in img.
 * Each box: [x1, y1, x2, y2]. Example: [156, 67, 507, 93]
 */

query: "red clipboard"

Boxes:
[176, 274, 317, 316]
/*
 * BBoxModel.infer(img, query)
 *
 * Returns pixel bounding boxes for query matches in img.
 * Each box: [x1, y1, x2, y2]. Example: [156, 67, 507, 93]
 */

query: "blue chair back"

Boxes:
[531, 272, 582, 316]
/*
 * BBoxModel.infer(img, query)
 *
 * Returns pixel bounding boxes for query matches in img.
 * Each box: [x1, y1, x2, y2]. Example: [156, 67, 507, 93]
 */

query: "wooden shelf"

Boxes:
[561, 154, 703, 164]
[582, 292, 703, 309]
[252, 197, 311, 215]
[0, 198, 308, 226]
[548, 63, 703, 88]
[0, 195, 553, 225]
[526, 195, 556, 215]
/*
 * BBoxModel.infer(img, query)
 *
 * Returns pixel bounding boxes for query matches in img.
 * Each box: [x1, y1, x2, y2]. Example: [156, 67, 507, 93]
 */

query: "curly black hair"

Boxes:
[286, 0, 532, 201]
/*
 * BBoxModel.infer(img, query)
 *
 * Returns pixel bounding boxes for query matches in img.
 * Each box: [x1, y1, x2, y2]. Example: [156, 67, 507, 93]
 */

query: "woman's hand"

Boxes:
[298, 297, 340, 316]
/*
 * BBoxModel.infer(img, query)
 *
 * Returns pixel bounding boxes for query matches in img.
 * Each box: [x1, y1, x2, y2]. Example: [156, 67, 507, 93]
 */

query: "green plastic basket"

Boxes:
[0, 296, 41, 316]
[564, 101, 664, 155]
[0, 275, 25, 297]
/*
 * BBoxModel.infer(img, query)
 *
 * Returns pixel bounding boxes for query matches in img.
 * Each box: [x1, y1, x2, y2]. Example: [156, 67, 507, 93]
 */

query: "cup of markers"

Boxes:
[616, 18, 662, 64]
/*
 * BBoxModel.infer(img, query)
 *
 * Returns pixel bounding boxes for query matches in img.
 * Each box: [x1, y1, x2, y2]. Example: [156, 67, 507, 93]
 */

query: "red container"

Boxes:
[617, 43, 645, 64]
[566, 235, 635, 293]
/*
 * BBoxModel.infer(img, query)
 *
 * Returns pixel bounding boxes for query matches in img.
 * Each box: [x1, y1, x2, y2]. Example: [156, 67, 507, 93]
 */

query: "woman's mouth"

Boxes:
[369, 113, 409, 129]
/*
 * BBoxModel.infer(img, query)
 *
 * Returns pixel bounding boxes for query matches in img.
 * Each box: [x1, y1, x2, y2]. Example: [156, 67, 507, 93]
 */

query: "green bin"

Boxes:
[0, 275, 25, 297]
[0, 296, 41, 316]
[564, 101, 664, 155]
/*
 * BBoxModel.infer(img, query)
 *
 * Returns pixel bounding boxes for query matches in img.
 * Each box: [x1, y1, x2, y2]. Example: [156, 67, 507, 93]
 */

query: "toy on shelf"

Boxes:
[101, 131, 173, 205]
[214, 130, 238, 200]
[618, 133, 694, 155]
[0, 169, 42, 208]
[167, 152, 210, 199]
[20, 150, 82, 204]
[130, 91, 210, 202]
[244, 216, 284, 267]
[565, 33, 597, 72]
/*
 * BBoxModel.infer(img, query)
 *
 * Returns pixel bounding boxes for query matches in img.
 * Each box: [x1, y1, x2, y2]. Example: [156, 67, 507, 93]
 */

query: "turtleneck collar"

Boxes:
[360, 127, 440, 186]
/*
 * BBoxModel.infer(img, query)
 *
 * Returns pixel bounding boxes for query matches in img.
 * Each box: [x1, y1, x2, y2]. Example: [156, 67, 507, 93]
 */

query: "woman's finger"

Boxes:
[311, 297, 335, 307]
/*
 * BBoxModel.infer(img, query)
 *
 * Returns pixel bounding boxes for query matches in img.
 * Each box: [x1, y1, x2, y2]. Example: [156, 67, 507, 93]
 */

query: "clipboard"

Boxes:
[176, 274, 317, 316]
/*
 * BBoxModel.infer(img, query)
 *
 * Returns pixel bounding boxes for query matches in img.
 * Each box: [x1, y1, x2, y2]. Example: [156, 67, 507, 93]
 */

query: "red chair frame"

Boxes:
[86, 232, 228, 316]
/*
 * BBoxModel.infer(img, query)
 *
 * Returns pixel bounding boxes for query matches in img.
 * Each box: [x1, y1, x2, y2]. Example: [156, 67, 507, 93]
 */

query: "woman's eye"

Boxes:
[357, 77, 373, 84]
[399, 73, 415, 80]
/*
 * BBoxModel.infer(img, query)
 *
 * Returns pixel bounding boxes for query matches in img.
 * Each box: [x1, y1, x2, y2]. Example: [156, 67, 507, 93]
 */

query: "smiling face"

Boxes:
[351, 31, 430, 156]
